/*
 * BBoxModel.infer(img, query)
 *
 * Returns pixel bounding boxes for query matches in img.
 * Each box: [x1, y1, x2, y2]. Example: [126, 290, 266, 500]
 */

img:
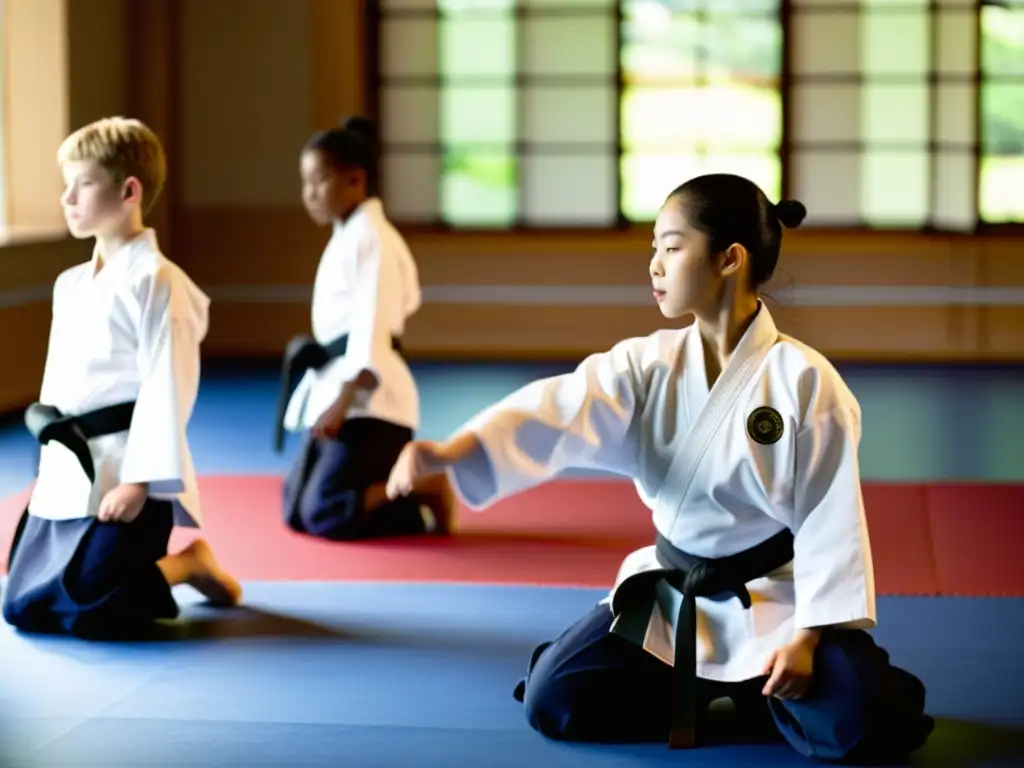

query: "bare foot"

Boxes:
[179, 538, 243, 606]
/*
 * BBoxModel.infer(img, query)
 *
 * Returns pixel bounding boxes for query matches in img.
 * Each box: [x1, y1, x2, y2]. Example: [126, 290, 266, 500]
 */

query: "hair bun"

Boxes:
[774, 199, 807, 229]
[340, 115, 377, 148]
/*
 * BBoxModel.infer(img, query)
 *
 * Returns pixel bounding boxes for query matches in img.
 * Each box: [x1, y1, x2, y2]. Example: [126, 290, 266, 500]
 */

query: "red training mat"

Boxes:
[0, 477, 1020, 595]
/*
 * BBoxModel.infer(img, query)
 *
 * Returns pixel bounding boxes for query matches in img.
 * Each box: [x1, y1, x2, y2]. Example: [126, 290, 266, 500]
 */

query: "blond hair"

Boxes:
[57, 117, 167, 215]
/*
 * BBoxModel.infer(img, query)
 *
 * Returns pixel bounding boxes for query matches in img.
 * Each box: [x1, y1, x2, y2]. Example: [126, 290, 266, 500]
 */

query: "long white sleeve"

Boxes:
[447, 339, 647, 510]
[118, 269, 203, 494]
[338, 239, 394, 387]
[789, 406, 877, 631]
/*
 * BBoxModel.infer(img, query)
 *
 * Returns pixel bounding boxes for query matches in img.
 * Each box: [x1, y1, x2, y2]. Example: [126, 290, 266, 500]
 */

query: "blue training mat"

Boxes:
[5, 359, 1024, 499]
[1, 583, 1022, 767]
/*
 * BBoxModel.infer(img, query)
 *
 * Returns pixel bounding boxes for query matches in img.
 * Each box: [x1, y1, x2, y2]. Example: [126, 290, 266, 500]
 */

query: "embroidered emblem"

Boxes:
[747, 406, 784, 446]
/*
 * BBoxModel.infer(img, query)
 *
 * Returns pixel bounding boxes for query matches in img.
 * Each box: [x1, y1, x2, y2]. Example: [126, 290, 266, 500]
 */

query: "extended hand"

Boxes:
[761, 636, 816, 700]
[98, 482, 148, 523]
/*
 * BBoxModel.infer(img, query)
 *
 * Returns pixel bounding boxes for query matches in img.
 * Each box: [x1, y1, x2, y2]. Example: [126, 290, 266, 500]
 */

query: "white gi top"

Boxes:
[283, 198, 421, 432]
[28, 228, 209, 528]
[446, 303, 876, 683]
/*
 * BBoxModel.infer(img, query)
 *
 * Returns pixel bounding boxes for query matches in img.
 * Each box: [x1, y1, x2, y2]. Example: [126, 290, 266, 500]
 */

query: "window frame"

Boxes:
[367, 0, 1014, 236]
[369, 1, 628, 233]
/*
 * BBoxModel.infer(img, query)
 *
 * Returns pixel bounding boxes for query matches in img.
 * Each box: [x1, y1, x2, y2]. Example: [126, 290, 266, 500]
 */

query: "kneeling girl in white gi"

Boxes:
[276, 117, 456, 541]
[3, 117, 242, 640]
[385, 173, 934, 762]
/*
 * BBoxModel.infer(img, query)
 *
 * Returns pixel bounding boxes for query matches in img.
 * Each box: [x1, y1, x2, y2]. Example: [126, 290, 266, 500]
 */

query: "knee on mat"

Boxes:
[523, 676, 577, 741]
[0, 594, 17, 629]
[768, 640, 933, 762]
[1, 596, 53, 635]
[522, 661, 618, 744]
[283, 510, 306, 535]
[1, 581, 28, 627]
[296, 491, 365, 541]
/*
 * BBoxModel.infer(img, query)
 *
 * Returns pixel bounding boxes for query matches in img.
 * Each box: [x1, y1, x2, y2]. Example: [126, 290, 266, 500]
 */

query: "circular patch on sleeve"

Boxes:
[746, 406, 784, 446]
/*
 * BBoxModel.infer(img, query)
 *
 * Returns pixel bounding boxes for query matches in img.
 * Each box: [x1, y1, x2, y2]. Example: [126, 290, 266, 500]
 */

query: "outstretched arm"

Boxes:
[388, 338, 649, 509]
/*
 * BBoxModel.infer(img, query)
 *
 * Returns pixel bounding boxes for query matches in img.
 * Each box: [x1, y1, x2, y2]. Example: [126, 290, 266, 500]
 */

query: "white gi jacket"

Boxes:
[446, 303, 877, 683]
[283, 198, 421, 432]
[28, 229, 208, 528]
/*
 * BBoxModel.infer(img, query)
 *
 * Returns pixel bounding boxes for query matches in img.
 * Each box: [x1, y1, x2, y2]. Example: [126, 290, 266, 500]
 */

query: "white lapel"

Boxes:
[655, 302, 779, 534]
[682, 323, 710, 424]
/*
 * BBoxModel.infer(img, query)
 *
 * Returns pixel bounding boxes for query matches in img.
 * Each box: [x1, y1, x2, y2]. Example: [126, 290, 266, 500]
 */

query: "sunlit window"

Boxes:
[787, 0, 976, 229]
[378, 0, 619, 228]
[437, 0, 518, 226]
[980, 2, 1024, 224]
[377, 0, 988, 231]
[619, 0, 783, 223]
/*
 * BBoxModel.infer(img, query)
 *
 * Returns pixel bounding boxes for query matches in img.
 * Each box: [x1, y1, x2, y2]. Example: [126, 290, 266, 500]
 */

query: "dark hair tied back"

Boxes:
[667, 173, 807, 290]
[340, 115, 378, 152]
[774, 199, 807, 229]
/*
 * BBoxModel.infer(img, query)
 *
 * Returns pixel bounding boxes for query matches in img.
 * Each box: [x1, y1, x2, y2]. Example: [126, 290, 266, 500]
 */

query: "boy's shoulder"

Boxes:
[113, 235, 201, 298]
[124, 244, 180, 285]
[54, 238, 207, 325]
[129, 248, 208, 316]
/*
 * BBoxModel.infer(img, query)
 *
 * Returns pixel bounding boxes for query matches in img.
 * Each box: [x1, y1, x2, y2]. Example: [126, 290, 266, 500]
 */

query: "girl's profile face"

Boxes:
[650, 196, 754, 320]
[300, 149, 341, 225]
[299, 149, 367, 225]
[649, 199, 722, 320]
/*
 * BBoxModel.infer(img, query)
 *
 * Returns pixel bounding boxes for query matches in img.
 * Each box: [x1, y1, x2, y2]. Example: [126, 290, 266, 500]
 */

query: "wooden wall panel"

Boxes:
[174, 206, 1024, 362]
[177, 208, 999, 289]
[0, 302, 51, 411]
[196, 301, 986, 363]
[0, 238, 91, 411]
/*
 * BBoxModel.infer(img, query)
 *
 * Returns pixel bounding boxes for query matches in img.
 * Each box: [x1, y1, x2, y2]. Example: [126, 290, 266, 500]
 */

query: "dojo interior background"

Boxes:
[0, 2, 1022, 766]
[1, 0, 1023, 407]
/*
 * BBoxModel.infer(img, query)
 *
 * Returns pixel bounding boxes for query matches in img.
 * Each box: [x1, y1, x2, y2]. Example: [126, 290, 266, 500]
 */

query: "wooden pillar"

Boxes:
[310, 0, 368, 130]
[126, 0, 180, 252]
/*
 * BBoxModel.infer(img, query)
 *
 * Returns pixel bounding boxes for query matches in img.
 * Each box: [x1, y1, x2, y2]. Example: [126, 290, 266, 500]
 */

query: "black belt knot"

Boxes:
[633, 529, 794, 749]
[25, 400, 136, 482]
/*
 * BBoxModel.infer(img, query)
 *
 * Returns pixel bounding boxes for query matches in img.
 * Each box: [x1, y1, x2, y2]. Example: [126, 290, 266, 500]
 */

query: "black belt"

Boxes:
[272, 332, 403, 453]
[611, 528, 794, 749]
[25, 400, 136, 483]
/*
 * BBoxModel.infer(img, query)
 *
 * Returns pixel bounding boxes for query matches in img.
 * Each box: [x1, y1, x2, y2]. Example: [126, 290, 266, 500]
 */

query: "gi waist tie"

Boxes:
[273, 332, 403, 453]
[25, 400, 136, 483]
[611, 528, 794, 749]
